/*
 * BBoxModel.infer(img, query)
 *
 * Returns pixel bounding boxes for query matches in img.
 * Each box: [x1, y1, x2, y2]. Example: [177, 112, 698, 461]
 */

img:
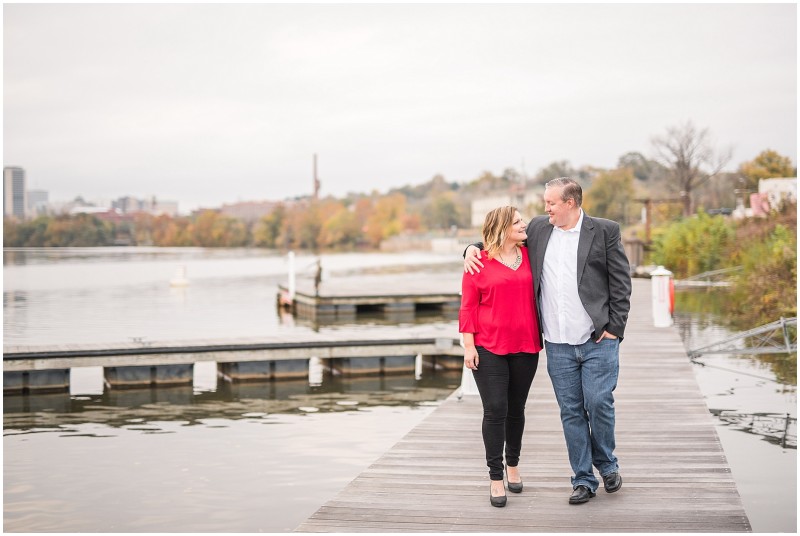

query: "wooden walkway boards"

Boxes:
[296, 278, 752, 532]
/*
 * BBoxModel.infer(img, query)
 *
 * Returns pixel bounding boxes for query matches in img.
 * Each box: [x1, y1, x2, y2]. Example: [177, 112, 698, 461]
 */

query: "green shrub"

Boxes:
[650, 210, 735, 278]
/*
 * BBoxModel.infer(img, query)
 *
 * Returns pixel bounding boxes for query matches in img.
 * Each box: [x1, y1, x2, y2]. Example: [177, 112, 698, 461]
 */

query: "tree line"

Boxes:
[4, 121, 795, 250]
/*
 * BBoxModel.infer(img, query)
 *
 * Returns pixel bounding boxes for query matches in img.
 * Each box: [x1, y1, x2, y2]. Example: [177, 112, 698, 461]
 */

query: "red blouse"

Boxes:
[459, 246, 542, 355]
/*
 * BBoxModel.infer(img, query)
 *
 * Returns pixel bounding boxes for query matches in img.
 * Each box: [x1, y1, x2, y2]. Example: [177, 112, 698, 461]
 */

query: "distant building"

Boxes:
[470, 188, 544, 228]
[759, 177, 797, 209]
[151, 199, 179, 217]
[111, 196, 138, 214]
[735, 177, 797, 219]
[747, 193, 770, 218]
[27, 189, 49, 217]
[59, 196, 104, 215]
[220, 201, 279, 221]
[69, 205, 111, 215]
[3, 166, 27, 219]
[111, 195, 179, 217]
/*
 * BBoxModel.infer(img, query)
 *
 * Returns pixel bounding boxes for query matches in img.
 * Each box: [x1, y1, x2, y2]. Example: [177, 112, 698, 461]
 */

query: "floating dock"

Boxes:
[2, 327, 463, 393]
[4, 269, 465, 393]
[295, 278, 752, 532]
[278, 272, 462, 318]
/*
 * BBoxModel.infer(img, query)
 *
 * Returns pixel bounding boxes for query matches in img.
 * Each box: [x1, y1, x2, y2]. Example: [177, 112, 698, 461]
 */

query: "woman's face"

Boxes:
[506, 211, 527, 243]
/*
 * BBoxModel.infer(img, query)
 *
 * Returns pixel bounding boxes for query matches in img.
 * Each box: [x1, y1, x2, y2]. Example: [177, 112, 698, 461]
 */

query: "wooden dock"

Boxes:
[296, 278, 752, 532]
[279, 272, 462, 318]
[3, 326, 464, 392]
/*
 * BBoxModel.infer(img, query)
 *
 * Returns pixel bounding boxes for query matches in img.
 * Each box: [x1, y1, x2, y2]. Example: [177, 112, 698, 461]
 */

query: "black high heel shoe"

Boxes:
[505, 465, 523, 493]
[490, 482, 507, 507]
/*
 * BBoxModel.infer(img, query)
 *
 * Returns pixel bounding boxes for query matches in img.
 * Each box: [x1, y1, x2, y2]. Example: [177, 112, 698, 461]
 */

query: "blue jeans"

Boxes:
[545, 338, 619, 492]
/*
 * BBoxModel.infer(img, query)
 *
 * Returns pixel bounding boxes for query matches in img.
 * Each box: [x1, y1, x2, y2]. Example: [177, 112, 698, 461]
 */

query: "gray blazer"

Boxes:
[526, 213, 632, 342]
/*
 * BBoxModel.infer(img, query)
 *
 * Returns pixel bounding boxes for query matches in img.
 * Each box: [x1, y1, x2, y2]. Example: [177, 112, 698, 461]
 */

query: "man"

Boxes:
[314, 258, 322, 297]
[464, 177, 632, 504]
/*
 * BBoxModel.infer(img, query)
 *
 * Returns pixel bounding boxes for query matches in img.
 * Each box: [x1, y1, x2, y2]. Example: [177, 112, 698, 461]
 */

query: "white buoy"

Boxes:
[170, 265, 189, 287]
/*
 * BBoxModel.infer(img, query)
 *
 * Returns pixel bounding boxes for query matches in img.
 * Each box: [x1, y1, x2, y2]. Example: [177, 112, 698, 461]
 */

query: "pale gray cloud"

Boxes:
[4, 3, 796, 212]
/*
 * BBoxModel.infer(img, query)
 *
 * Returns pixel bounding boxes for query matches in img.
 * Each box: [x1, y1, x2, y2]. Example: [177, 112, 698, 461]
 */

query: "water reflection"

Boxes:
[3, 246, 276, 267]
[711, 410, 797, 448]
[3, 370, 462, 436]
[674, 288, 797, 384]
[674, 288, 797, 451]
[3, 247, 462, 346]
[288, 309, 459, 332]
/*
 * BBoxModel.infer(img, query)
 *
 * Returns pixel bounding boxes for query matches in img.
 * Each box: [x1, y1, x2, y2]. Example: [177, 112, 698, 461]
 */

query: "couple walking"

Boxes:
[460, 177, 632, 507]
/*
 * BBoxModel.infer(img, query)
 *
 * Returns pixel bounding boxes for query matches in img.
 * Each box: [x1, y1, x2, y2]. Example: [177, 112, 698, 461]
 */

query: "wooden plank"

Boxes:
[295, 277, 752, 533]
[2, 329, 464, 371]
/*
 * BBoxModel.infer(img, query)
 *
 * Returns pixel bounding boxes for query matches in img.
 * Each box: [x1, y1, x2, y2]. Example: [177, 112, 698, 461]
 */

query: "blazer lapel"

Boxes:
[536, 223, 553, 282]
[576, 214, 595, 286]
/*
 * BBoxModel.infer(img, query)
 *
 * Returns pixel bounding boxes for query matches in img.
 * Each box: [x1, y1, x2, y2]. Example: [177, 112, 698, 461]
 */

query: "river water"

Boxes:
[3, 248, 796, 532]
[673, 289, 796, 533]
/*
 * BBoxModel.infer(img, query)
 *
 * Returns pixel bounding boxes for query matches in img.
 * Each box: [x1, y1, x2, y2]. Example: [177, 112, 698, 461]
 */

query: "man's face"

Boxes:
[543, 186, 574, 229]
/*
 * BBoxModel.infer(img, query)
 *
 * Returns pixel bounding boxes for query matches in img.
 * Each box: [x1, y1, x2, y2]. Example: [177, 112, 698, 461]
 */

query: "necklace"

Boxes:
[498, 247, 522, 270]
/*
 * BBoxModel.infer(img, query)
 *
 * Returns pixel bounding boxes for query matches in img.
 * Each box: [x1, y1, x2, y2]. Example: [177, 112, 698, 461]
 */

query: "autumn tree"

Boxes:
[40, 214, 114, 246]
[189, 210, 248, 247]
[651, 120, 731, 216]
[617, 151, 669, 183]
[149, 214, 192, 246]
[3, 216, 48, 246]
[253, 204, 286, 248]
[423, 192, 463, 230]
[738, 149, 796, 191]
[298, 204, 323, 252]
[583, 168, 637, 224]
[365, 194, 406, 247]
[534, 160, 576, 185]
[391, 174, 455, 201]
[319, 206, 362, 249]
[351, 197, 373, 230]
[277, 204, 312, 250]
[464, 171, 510, 195]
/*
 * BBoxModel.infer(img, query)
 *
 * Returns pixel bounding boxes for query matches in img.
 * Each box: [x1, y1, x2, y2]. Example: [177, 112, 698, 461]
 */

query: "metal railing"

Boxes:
[688, 317, 797, 358]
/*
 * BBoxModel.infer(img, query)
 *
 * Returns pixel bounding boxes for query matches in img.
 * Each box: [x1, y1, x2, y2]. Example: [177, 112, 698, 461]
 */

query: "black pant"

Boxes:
[472, 347, 539, 481]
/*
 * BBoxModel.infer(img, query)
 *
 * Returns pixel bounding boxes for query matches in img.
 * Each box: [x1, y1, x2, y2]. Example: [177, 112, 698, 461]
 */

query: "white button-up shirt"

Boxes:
[541, 209, 594, 345]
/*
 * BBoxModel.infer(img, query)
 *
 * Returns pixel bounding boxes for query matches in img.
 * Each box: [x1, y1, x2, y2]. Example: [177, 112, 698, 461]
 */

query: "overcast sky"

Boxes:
[4, 3, 797, 212]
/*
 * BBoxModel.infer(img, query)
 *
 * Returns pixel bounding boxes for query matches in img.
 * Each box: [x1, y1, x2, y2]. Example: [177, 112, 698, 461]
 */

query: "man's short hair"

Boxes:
[545, 177, 582, 207]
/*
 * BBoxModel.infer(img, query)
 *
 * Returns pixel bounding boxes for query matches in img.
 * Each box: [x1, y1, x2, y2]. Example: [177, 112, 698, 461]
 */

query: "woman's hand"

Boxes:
[464, 346, 479, 370]
[464, 246, 484, 274]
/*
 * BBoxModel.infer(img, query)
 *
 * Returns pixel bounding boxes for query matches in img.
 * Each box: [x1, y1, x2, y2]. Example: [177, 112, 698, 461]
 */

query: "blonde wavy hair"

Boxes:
[482, 206, 520, 260]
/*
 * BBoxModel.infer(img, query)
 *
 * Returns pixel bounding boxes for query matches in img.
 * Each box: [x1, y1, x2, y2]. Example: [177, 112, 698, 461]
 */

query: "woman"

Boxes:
[459, 206, 542, 507]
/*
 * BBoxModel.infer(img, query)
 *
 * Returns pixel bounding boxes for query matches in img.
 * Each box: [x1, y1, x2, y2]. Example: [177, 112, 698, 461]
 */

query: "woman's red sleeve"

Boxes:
[459, 271, 480, 333]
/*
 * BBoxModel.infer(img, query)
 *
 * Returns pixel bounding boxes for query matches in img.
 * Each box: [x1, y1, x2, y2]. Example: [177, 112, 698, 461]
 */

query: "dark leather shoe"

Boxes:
[569, 485, 596, 504]
[490, 484, 507, 507]
[602, 472, 622, 493]
[505, 466, 523, 493]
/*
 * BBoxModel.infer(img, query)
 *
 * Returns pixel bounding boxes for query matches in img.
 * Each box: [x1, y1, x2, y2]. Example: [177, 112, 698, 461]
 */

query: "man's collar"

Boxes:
[555, 209, 584, 233]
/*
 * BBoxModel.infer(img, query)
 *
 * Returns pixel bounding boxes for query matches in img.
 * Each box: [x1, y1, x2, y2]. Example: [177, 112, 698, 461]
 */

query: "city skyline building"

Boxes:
[4, 166, 27, 219]
[27, 189, 49, 217]
[111, 195, 179, 217]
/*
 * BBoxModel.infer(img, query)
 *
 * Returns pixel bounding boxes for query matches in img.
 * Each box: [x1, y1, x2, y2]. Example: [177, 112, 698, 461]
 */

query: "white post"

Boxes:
[308, 356, 323, 387]
[287, 251, 296, 301]
[650, 265, 674, 327]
